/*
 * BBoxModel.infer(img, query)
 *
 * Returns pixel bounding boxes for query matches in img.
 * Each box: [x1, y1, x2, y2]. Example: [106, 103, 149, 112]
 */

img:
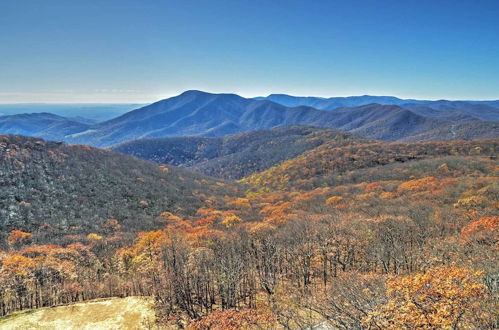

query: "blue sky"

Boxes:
[1, 0, 499, 103]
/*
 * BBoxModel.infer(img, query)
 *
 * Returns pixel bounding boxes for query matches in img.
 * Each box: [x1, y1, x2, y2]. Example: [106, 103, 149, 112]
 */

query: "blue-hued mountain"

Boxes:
[256, 94, 412, 109]
[0, 91, 498, 146]
[0, 113, 89, 141]
[258, 94, 499, 121]
[0, 103, 144, 122]
[64, 90, 459, 147]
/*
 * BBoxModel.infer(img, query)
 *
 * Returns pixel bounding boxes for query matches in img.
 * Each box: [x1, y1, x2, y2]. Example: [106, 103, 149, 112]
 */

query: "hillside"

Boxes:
[330, 104, 447, 141]
[111, 126, 368, 179]
[400, 121, 499, 142]
[0, 135, 236, 245]
[241, 138, 499, 190]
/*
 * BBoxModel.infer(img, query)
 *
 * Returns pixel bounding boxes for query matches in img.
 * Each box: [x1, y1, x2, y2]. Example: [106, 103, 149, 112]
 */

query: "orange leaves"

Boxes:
[133, 230, 168, 256]
[461, 216, 499, 245]
[325, 196, 344, 206]
[86, 233, 103, 241]
[221, 215, 243, 228]
[159, 164, 169, 173]
[365, 181, 383, 193]
[398, 176, 438, 193]
[366, 266, 488, 329]
[454, 195, 488, 209]
[7, 230, 32, 247]
[196, 208, 224, 218]
[119, 230, 170, 274]
[158, 211, 184, 225]
[194, 215, 217, 227]
[188, 308, 276, 330]
[1, 255, 36, 276]
[380, 191, 397, 200]
[228, 198, 251, 209]
[260, 201, 296, 225]
[246, 222, 276, 236]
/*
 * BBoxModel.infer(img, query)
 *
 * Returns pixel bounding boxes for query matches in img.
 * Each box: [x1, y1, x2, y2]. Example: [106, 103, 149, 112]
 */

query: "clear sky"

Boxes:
[1, 0, 499, 103]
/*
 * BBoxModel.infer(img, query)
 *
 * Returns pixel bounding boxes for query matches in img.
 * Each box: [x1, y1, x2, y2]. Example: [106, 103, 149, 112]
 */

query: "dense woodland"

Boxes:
[0, 135, 235, 244]
[0, 132, 497, 329]
[111, 126, 365, 179]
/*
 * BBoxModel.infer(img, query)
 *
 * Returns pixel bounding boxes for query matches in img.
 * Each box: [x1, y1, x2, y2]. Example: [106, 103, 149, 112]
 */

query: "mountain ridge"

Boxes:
[111, 126, 368, 179]
[0, 90, 497, 146]
[0, 134, 234, 243]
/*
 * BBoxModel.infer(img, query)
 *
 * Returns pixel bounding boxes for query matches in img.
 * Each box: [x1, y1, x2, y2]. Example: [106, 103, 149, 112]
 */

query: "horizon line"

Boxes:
[0, 89, 499, 104]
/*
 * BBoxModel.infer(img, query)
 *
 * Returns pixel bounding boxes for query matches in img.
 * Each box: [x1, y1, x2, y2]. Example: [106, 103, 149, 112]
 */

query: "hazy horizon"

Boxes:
[1, 90, 499, 106]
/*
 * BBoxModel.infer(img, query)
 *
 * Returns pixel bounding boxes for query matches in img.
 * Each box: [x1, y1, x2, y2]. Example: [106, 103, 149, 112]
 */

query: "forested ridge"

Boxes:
[0, 133, 497, 329]
[0, 135, 237, 244]
[111, 126, 367, 179]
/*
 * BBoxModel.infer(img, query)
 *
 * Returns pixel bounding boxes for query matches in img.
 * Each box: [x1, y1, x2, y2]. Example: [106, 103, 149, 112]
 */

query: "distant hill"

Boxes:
[0, 103, 143, 122]
[0, 113, 89, 141]
[404, 101, 499, 121]
[400, 121, 499, 142]
[0, 135, 234, 244]
[258, 94, 412, 109]
[258, 94, 499, 119]
[326, 104, 447, 141]
[111, 126, 367, 179]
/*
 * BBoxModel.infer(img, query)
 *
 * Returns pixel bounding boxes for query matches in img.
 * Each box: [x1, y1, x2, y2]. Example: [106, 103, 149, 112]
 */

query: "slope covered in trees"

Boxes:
[111, 126, 368, 179]
[242, 139, 498, 190]
[0, 135, 237, 245]
[400, 121, 499, 142]
[0, 134, 497, 328]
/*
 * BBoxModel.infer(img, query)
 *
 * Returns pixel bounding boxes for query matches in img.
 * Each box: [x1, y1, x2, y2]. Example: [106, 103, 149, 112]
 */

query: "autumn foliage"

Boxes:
[188, 309, 275, 330]
[7, 230, 32, 247]
[461, 216, 499, 245]
[366, 266, 489, 329]
[0, 135, 497, 328]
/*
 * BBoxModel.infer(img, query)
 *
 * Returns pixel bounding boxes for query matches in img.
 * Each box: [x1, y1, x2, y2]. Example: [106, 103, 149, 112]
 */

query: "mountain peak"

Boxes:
[179, 90, 242, 98]
[180, 90, 211, 96]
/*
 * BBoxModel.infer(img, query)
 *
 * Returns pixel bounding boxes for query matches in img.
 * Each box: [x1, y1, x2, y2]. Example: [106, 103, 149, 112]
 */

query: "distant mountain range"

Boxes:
[0, 90, 497, 146]
[258, 94, 499, 118]
[0, 113, 88, 141]
[0, 103, 143, 122]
